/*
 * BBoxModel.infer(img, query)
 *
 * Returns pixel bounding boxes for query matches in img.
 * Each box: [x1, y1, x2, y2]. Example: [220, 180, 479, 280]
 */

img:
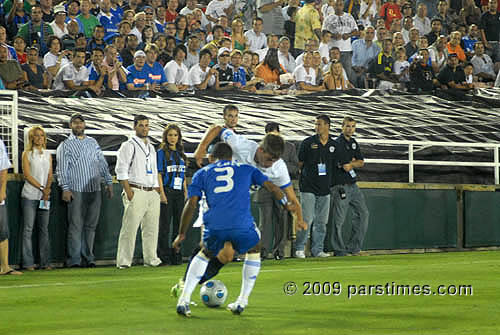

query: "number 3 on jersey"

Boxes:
[214, 167, 234, 193]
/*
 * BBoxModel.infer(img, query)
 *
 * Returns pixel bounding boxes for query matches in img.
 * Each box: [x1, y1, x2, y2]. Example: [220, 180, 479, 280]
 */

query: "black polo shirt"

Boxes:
[215, 65, 233, 87]
[437, 64, 465, 87]
[480, 12, 500, 42]
[332, 134, 364, 186]
[298, 134, 336, 196]
[369, 52, 394, 76]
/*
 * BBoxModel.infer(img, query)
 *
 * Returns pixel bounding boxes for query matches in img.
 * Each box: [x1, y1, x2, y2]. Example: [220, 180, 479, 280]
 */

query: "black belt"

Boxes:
[129, 183, 154, 191]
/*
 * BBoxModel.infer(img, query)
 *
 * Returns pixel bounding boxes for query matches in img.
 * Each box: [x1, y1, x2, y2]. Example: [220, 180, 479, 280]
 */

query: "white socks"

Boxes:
[238, 253, 261, 303]
[179, 251, 209, 303]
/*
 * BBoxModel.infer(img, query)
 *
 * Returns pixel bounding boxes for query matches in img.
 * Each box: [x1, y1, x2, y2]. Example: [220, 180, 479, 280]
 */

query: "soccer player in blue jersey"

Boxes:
[173, 143, 303, 317]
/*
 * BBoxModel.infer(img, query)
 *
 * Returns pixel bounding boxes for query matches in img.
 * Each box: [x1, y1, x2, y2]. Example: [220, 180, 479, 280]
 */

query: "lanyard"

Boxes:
[132, 138, 150, 158]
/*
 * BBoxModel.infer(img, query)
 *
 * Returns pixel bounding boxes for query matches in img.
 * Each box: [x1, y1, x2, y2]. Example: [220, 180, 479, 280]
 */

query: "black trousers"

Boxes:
[157, 189, 184, 264]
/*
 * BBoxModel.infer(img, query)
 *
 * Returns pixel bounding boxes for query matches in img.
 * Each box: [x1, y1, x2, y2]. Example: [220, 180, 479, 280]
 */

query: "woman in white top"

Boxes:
[21, 126, 53, 271]
[324, 60, 354, 90]
[43, 36, 71, 78]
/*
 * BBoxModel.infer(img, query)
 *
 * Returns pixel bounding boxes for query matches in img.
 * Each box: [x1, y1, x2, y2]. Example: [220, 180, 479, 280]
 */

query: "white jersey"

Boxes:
[220, 128, 291, 188]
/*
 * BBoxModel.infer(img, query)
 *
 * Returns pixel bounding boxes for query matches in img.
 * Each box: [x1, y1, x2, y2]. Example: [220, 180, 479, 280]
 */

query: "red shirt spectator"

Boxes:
[379, 1, 402, 30]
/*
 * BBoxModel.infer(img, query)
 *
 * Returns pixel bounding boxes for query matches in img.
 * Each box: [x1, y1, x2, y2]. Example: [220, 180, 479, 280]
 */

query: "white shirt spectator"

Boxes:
[164, 60, 190, 85]
[50, 21, 68, 39]
[428, 48, 447, 71]
[402, 28, 410, 44]
[43, 51, 70, 70]
[257, 0, 285, 35]
[188, 64, 216, 87]
[184, 51, 200, 69]
[244, 29, 267, 51]
[115, 136, 159, 188]
[205, 0, 233, 20]
[293, 64, 316, 85]
[256, 47, 269, 62]
[278, 50, 296, 73]
[179, 6, 211, 28]
[131, 27, 142, 43]
[321, 3, 334, 18]
[413, 15, 431, 36]
[358, 0, 377, 29]
[53, 62, 90, 90]
[322, 12, 358, 52]
[471, 54, 495, 77]
[319, 42, 330, 63]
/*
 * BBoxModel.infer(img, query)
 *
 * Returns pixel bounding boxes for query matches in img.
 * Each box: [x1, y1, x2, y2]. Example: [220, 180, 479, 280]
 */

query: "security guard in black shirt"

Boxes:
[330, 116, 370, 256]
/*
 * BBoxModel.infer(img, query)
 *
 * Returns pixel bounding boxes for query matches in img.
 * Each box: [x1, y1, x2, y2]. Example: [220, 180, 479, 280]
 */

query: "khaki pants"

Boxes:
[116, 189, 161, 267]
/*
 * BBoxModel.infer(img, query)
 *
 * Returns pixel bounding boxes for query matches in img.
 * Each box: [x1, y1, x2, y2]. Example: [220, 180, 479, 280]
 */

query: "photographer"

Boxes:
[330, 116, 369, 257]
[409, 48, 440, 93]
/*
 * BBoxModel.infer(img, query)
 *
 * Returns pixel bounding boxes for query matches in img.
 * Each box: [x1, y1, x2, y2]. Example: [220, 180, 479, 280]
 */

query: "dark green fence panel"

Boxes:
[464, 191, 500, 247]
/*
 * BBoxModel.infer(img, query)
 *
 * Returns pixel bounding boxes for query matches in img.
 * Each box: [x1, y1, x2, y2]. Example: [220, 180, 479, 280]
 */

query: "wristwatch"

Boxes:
[39, 186, 44, 192]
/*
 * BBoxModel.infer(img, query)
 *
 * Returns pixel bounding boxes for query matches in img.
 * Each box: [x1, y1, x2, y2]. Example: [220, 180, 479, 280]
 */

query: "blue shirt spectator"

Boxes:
[352, 37, 381, 68]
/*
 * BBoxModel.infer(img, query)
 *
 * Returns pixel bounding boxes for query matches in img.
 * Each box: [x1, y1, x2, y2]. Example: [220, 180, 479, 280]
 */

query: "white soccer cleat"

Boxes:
[176, 301, 191, 317]
[295, 250, 306, 259]
[315, 252, 330, 258]
[227, 298, 248, 315]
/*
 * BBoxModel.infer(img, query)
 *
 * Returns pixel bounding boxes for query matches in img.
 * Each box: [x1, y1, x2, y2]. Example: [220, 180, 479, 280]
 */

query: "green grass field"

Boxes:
[1, 251, 499, 335]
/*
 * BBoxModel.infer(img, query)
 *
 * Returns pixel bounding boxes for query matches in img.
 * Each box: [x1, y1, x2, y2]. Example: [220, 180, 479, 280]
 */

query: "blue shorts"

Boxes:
[202, 224, 261, 256]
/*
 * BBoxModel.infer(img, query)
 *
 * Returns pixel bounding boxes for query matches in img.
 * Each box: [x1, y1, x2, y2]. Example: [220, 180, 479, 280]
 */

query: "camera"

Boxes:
[339, 187, 346, 200]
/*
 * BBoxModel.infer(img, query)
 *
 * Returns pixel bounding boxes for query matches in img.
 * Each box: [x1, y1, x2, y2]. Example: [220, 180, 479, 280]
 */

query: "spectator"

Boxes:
[294, 0, 321, 54]
[143, 6, 157, 33]
[330, 116, 369, 257]
[324, 59, 353, 90]
[0, 139, 22, 276]
[417, 0, 437, 19]
[154, 6, 167, 33]
[0, 26, 17, 61]
[101, 44, 126, 90]
[13, 36, 27, 64]
[16, 4, 54, 55]
[144, 43, 168, 90]
[256, 34, 279, 62]
[471, 42, 496, 82]
[296, 38, 319, 66]
[426, 18, 442, 46]
[351, 26, 380, 88]
[22, 46, 50, 90]
[131, 12, 147, 43]
[429, 35, 448, 73]
[184, 34, 200, 69]
[52, 48, 90, 91]
[257, 0, 285, 36]
[175, 15, 189, 43]
[393, 46, 410, 84]
[6, 0, 30, 39]
[98, 0, 120, 40]
[231, 49, 248, 89]
[115, 115, 162, 269]
[154, 33, 173, 66]
[312, 50, 324, 86]
[369, 38, 399, 89]
[164, 45, 190, 92]
[413, 3, 431, 36]
[86, 25, 106, 53]
[121, 34, 139, 68]
[409, 48, 439, 92]
[206, 24, 224, 45]
[359, 0, 377, 29]
[165, 0, 179, 23]
[392, 31, 406, 53]
[293, 51, 324, 91]
[437, 53, 471, 90]
[50, 5, 69, 39]
[282, 0, 299, 21]
[405, 27, 420, 58]
[231, 18, 247, 51]
[62, 21, 81, 51]
[44, 36, 72, 78]
[205, 0, 233, 24]
[284, 6, 297, 56]
[77, 0, 100, 39]
[157, 124, 187, 265]
[40, 0, 54, 23]
[212, 47, 234, 90]
[460, 0, 481, 27]
[245, 18, 267, 52]
[110, 0, 124, 21]
[126, 50, 151, 90]
[463, 24, 480, 58]
[318, 30, 332, 65]
[75, 32, 88, 50]
[21, 126, 53, 271]
[0, 44, 25, 89]
[434, 0, 459, 35]
[295, 114, 336, 258]
[138, 25, 154, 50]
[242, 50, 262, 87]
[379, 0, 402, 30]
[87, 48, 108, 95]
[65, 0, 85, 35]
[278, 36, 296, 73]
[56, 113, 113, 268]
[480, 0, 500, 63]
[180, 0, 210, 30]
[256, 47, 287, 87]
[401, 16, 413, 43]
[447, 31, 466, 62]
[188, 48, 217, 90]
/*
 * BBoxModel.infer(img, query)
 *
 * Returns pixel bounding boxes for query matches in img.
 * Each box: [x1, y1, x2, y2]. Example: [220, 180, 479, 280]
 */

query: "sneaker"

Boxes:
[176, 302, 191, 317]
[227, 298, 247, 315]
[315, 252, 330, 258]
[171, 279, 185, 298]
[117, 265, 130, 269]
[295, 250, 306, 259]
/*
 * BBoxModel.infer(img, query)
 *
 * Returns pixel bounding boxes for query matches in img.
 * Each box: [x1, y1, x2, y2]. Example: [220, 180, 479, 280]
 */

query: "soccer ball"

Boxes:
[200, 280, 228, 308]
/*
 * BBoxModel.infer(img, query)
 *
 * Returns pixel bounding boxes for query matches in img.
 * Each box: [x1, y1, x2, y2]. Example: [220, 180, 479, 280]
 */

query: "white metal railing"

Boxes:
[0, 90, 18, 172]
[22, 129, 500, 184]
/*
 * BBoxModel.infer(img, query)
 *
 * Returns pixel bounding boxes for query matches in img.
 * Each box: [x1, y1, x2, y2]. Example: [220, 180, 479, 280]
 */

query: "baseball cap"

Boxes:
[134, 50, 146, 58]
[218, 47, 231, 57]
[70, 113, 84, 123]
[54, 4, 67, 14]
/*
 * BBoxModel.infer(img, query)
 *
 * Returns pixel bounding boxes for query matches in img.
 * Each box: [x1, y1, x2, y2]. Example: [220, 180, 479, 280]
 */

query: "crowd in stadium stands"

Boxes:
[1, 0, 500, 94]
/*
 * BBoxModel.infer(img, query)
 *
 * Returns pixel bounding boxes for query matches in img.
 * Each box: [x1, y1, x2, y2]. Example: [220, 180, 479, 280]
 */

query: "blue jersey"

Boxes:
[188, 160, 268, 230]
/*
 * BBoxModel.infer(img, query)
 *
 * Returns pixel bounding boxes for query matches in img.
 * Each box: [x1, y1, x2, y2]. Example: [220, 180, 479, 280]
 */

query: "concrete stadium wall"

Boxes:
[4, 179, 500, 266]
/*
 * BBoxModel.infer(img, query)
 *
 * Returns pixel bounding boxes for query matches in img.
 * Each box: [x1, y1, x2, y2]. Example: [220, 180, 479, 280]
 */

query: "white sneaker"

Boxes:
[315, 252, 330, 258]
[295, 250, 306, 259]
[227, 297, 248, 315]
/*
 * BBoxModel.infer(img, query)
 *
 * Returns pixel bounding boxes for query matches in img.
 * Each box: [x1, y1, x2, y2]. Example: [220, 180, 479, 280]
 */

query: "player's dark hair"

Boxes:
[316, 114, 330, 126]
[265, 122, 280, 133]
[260, 134, 284, 159]
[223, 104, 238, 116]
[342, 116, 356, 126]
[134, 115, 149, 126]
[211, 142, 233, 161]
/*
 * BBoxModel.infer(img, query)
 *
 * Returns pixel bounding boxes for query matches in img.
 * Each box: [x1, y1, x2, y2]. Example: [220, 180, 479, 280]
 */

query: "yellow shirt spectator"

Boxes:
[295, 2, 321, 50]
